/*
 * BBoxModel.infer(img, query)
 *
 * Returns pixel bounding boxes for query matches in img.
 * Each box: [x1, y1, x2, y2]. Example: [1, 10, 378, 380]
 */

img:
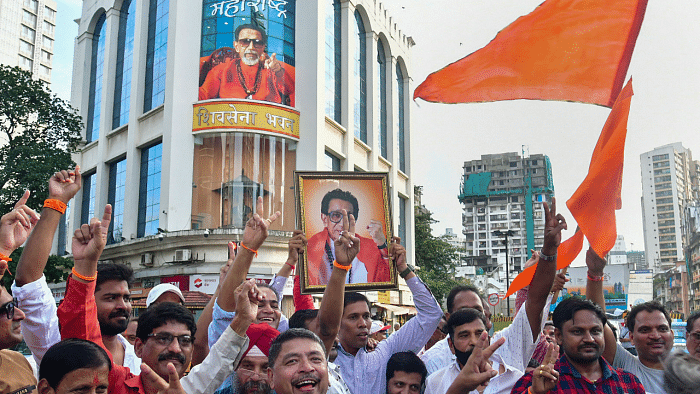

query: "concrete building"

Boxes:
[0, 0, 56, 83]
[626, 250, 646, 271]
[640, 143, 695, 273]
[458, 151, 555, 277]
[61, 0, 416, 315]
[607, 234, 628, 266]
[443, 227, 466, 265]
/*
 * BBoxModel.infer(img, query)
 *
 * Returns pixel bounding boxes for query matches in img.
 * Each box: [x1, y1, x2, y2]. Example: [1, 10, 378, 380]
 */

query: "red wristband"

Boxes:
[587, 272, 604, 282]
[285, 261, 296, 270]
[240, 243, 258, 257]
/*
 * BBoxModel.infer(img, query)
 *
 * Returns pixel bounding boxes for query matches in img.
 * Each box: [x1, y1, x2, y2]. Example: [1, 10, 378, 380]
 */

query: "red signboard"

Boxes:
[161, 275, 190, 291]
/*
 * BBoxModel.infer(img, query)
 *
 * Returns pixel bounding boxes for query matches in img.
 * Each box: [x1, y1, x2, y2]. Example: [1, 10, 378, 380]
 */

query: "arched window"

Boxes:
[86, 13, 106, 142]
[376, 40, 387, 158]
[324, 0, 341, 123]
[396, 63, 406, 173]
[112, 0, 136, 129]
[353, 11, 366, 143]
[144, 0, 169, 112]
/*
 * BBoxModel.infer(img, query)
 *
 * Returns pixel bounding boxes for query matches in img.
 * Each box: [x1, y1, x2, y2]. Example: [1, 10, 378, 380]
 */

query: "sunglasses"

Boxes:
[326, 210, 354, 224]
[238, 38, 264, 48]
[0, 298, 18, 320]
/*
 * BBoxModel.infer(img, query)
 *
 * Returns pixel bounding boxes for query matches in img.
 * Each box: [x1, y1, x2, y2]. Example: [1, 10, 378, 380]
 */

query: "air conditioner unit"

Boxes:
[174, 249, 192, 262]
[141, 253, 154, 267]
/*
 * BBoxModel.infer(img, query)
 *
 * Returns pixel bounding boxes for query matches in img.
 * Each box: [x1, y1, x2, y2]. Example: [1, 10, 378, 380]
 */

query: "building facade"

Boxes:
[63, 0, 415, 312]
[458, 151, 555, 278]
[0, 0, 56, 83]
[640, 143, 695, 273]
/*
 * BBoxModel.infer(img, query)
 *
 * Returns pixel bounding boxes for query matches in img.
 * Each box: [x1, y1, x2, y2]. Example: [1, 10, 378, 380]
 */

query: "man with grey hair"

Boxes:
[267, 329, 330, 394]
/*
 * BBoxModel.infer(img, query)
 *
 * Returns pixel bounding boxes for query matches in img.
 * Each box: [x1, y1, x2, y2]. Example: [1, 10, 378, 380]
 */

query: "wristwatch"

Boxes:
[399, 264, 414, 279]
[539, 250, 557, 261]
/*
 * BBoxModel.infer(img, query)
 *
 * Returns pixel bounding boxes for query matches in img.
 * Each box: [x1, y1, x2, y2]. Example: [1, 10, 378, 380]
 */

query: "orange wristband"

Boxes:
[44, 199, 67, 214]
[333, 260, 351, 271]
[587, 272, 604, 282]
[0, 253, 12, 262]
[240, 243, 258, 257]
[72, 267, 97, 281]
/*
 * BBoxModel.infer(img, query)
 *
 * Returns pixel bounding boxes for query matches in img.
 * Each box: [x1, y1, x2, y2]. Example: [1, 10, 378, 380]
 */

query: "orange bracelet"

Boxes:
[240, 243, 258, 257]
[0, 253, 12, 262]
[587, 272, 604, 282]
[44, 199, 67, 214]
[72, 267, 97, 281]
[333, 260, 351, 271]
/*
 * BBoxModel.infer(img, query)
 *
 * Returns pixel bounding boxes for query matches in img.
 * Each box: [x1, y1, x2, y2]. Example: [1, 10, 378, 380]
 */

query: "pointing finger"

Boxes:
[15, 190, 30, 209]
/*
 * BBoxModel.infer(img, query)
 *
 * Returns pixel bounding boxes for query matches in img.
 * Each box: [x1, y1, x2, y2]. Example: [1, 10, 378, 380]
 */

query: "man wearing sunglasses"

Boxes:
[199, 24, 295, 106]
[306, 188, 391, 286]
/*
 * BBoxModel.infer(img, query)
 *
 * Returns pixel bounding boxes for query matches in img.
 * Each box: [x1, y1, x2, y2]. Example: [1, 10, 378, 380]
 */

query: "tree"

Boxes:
[413, 186, 471, 305]
[3, 247, 73, 292]
[0, 65, 82, 213]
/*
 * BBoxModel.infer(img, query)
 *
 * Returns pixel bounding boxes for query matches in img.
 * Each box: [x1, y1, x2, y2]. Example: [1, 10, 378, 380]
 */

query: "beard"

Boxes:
[241, 49, 260, 66]
[454, 347, 473, 367]
[100, 310, 130, 336]
[239, 380, 271, 394]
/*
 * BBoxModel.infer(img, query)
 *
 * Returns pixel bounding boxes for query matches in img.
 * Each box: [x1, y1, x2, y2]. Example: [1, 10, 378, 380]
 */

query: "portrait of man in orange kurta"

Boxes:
[199, 24, 295, 106]
[306, 188, 391, 286]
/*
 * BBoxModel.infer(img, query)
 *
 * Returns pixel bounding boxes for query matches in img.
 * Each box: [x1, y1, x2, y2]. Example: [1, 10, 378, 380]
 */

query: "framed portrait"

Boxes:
[295, 171, 398, 294]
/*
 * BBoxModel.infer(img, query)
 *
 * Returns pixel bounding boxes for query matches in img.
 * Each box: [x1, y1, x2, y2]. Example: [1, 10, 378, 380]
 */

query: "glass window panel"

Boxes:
[353, 11, 367, 142]
[138, 143, 162, 237]
[81, 173, 96, 225]
[113, 0, 136, 129]
[396, 64, 406, 172]
[108, 159, 127, 244]
[144, 0, 169, 112]
[86, 14, 106, 142]
[324, 0, 341, 122]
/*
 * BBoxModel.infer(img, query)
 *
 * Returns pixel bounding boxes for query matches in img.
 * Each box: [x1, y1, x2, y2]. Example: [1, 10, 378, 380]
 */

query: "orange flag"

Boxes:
[414, 0, 647, 108]
[567, 79, 633, 258]
[502, 228, 584, 300]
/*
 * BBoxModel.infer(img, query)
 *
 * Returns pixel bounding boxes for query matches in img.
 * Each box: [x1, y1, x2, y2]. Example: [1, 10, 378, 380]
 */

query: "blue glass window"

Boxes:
[138, 143, 162, 237]
[81, 172, 96, 224]
[144, 0, 169, 112]
[398, 197, 407, 243]
[325, 151, 341, 171]
[353, 11, 367, 143]
[108, 159, 126, 244]
[112, 0, 136, 129]
[377, 40, 387, 158]
[396, 64, 406, 173]
[324, 0, 341, 123]
[86, 14, 106, 142]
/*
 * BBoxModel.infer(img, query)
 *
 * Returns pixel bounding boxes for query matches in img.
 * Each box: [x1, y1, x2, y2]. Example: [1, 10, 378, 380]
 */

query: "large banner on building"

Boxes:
[199, 0, 296, 107]
[557, 265, 630, 313]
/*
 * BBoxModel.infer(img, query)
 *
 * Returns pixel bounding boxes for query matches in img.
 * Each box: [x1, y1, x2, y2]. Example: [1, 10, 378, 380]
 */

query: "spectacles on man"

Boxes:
[147, 332, 194, 347]
[238, 38, 264, 48]
[237, 367, 270, 381]
[688, 331, 700, 341]
[0, 298, 18, 320]
[326, 210, 353, 224]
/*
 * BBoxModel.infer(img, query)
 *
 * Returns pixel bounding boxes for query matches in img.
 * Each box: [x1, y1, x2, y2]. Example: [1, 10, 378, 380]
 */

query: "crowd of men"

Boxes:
[1, 168, 700, 394]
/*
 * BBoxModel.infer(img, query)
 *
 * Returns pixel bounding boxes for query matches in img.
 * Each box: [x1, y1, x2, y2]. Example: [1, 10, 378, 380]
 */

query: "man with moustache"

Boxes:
[585, 247, 672, 394]
[684, 311, 700, 360]
[267, 329, 330, 394]
[510, 297, 645, 394]
[199, 24, 295, 105]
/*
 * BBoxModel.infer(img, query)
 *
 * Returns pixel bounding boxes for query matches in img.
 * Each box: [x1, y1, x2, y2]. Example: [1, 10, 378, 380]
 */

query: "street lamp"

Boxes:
[493, 229, 515, 316]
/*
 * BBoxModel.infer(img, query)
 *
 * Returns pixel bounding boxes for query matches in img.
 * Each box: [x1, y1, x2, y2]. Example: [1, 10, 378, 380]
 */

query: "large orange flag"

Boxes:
[567, 79, 633, 258]
[414, 0, 647, 108]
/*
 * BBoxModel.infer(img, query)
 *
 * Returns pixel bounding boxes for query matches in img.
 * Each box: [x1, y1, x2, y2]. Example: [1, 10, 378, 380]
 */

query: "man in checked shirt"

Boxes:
[510, 297, 646, 394]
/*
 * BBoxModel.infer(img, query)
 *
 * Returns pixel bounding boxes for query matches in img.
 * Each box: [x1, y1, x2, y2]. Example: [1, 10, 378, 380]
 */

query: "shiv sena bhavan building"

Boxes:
[59, 0, 417, 316]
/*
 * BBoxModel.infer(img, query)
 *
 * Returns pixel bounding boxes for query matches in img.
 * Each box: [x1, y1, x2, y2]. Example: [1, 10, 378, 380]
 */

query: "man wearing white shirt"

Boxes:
[423, 200, 566, 394]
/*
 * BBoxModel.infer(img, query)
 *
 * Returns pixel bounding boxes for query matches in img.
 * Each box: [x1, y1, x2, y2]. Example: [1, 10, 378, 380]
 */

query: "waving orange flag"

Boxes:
[567, 79, 633, 258]
[414, 0, 647, 108]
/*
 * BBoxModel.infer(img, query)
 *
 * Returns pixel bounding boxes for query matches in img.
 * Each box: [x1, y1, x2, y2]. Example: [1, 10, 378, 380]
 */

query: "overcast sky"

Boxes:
[51, 0, 700, 266]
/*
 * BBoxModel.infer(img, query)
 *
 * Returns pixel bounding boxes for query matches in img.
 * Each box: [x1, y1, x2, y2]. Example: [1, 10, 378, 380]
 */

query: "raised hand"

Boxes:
[585, 247, 606, 276]
[531, 342, 559, 394]
[264, 52, 282, 74]
[550, 272, 569, 293]
[367, 219, 387, 247]
[241, 196, 280, 252]
[451, 332, 505, 392]
[287, 229, 307, 265]
[141, 363, 186, 394]
[234, 279, 262, 324]
[48, 166, 82, 204]
[335, 210, 360, 267]
[0, 190, 40, 255]
[542, 198, 567, 255]
[72, 204, 112, 267]
[219, 242, 236, 283]
[523, 249, 539, 270]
